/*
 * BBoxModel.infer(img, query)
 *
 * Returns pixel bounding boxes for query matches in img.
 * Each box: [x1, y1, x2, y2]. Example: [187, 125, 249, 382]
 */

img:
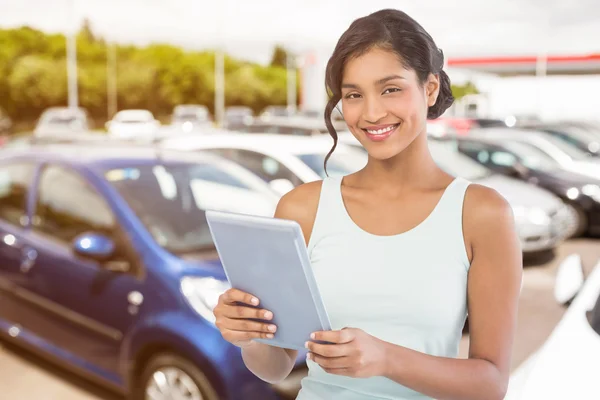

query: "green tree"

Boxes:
[270, 45, 288, 68]
[451, 81, 479, 99]
[8, 55, 68, 119]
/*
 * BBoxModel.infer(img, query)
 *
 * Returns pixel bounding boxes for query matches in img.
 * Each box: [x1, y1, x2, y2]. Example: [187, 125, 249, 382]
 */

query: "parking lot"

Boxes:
[1, 238, 598, 400]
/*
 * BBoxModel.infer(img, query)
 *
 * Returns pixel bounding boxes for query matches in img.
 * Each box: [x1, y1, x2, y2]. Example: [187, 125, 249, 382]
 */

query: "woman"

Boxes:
[213, 9, 522, 400]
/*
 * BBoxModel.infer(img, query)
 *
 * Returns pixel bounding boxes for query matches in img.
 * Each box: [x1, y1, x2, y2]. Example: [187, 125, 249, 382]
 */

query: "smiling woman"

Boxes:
[213, 9, 522, 400]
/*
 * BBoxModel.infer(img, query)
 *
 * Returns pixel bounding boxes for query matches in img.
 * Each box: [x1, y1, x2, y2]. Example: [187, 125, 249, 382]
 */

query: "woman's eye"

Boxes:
[345, 93, 361, 99]
[383, 88, 401, 95]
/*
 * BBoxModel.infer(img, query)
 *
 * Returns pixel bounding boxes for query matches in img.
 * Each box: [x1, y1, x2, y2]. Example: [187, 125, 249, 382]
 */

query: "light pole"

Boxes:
[214, 3, 226, 127]
[286, 51, 297, 114]
[66, 0, 78, 109]
[107, 41, 118, 119]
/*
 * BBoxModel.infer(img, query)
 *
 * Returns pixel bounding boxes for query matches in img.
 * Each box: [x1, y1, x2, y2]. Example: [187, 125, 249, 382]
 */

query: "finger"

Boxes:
[223, 288, 260, 306]
[307, 352, 351, 369]
[222, 328, 274, 342]
[306, 341, 352, 358]
[222, 304, 273, 321]
[311, 329, 354, 344]
[226, 319, 277, 334]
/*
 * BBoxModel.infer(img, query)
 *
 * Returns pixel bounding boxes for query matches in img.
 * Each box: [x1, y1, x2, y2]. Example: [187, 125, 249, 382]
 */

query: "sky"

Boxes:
[1, 0, 600, 64]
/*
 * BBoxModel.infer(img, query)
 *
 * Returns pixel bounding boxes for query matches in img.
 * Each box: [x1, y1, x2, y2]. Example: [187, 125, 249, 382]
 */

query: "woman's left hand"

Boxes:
[306, 327, 389, 378]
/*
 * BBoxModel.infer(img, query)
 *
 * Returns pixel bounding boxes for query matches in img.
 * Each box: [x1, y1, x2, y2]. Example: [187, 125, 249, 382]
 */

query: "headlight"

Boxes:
[180, 276, 230, 324]
[528, 207, 551, 225]
[512, 206, 550, 225]
[582, 184, 600, 202]
[566, 187, 580, 200]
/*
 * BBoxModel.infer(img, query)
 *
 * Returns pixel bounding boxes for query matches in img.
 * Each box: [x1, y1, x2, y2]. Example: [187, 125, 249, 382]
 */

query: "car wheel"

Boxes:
[565, 203, 588, 238]
[134, 353, 219, 400]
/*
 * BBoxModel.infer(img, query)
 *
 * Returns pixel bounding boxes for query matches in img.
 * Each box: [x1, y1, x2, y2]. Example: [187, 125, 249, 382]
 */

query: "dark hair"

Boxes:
[323, 9, 454, 172]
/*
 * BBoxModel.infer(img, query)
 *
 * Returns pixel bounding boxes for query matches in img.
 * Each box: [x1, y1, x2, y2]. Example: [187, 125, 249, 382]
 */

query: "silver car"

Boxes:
[429, 141, 574, 254]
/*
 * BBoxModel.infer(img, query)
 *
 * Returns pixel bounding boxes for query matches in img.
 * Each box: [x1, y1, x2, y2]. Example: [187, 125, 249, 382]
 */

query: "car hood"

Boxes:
[190, 180, 278, 217]
[178, 252, 227, 279]
[476, 174, 562, 212]
[506, 262, 600, 399]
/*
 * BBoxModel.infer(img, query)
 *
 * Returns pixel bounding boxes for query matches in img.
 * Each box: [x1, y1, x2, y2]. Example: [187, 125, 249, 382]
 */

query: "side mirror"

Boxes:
[269, 178, 295, 196]
[554, 253, 585, 306]
[73, 232, 115, 263]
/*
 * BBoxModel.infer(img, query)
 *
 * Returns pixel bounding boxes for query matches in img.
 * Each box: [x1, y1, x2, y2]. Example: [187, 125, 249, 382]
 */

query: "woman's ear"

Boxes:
[426, 73, 441, 107]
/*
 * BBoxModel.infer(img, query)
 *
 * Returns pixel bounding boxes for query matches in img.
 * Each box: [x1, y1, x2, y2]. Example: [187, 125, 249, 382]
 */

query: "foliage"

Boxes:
[0, 25, 297, 131]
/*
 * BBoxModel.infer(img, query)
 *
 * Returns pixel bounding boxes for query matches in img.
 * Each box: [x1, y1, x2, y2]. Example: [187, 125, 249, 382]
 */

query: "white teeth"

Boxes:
[366, 124, 397, 135]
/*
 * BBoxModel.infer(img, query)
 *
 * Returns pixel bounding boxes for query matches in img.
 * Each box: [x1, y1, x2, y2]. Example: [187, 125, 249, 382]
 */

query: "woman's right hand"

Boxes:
[213, 288, 278, 348]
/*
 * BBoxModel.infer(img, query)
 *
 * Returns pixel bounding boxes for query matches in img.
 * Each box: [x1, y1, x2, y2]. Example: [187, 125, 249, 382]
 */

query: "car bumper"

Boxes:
[517, 211, 572, 253]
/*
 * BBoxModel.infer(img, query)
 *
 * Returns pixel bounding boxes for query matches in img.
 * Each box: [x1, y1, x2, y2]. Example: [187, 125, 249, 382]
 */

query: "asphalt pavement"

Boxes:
[1, 238, 599, 400]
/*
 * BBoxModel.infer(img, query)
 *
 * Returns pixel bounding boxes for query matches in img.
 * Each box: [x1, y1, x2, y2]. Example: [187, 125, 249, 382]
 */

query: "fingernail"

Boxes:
[306, 353, 311, 360]
[251, 297, 259, 305]
[267, 333, 274, 338]
[310, 333, 316, 339]
[264, 311, 273, 319]
[304, 341, 309, 348]
[268, 325, 276, 332]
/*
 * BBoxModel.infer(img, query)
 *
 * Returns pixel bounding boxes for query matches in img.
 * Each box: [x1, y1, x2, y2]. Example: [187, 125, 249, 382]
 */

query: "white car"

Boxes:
[470, 128, 600, 180]
[337, 133, 573, 254]
[106, 109, 160, 138]
[34, 107, 89, 136]
[129, 149, 280, 218]
[171, 104, 213, 133]
[506, 255, 600, 399]
[161, 133, 368, 196]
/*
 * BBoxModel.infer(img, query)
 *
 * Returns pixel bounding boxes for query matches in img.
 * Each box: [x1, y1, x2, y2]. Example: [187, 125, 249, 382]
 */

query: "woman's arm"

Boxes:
[241, 180, 324, 382]
[308, 184, 522, 400]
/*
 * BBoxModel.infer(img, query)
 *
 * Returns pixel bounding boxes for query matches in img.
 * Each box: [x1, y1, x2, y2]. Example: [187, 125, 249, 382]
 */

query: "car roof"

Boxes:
[163, 132, 350, 155]
[0, 142, 226, 169]
[469, 128, 553, 142]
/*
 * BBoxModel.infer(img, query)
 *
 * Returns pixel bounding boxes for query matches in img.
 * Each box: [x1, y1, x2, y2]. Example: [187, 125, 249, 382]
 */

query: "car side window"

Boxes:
[490, 151, 518, 167]
[458, 142, 490, 165]
[33, 165, 116, 244]
[0, 162, 36, 227]
[209, 149, 302, 186]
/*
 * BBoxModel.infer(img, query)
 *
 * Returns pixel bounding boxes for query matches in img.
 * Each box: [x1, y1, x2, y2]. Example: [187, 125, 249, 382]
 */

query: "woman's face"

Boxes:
[340, 47, 439, 160]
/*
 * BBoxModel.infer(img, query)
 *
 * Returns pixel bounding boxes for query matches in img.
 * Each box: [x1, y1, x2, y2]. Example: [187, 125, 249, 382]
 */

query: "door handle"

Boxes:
[20, 248, 38, 273]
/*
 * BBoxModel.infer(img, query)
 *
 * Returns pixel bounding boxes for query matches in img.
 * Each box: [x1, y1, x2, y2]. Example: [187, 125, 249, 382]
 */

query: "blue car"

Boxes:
[0, 143, 305, 399]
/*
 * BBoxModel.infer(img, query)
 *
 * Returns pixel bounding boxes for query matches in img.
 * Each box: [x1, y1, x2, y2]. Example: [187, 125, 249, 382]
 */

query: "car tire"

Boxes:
[567, 203, 588, 238]
[133, 353, 220, 400]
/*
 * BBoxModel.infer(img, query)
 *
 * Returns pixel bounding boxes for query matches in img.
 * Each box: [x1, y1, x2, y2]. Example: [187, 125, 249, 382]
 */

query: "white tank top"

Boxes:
[297, 175, 472, 400]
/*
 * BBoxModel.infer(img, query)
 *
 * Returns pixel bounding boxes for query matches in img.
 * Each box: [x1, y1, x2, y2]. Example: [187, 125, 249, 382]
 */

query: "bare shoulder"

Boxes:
[274, 180, 324, 245]
[464, 183, 514, 224]
[462, 183, 520, 255]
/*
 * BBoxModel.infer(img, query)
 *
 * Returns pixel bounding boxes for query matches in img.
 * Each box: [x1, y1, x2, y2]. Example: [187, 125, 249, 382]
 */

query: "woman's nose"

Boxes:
[363, 97, 387, 124]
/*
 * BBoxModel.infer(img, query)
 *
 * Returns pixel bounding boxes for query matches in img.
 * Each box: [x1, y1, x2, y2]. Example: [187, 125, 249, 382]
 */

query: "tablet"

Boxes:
[205, 209, 332, 350]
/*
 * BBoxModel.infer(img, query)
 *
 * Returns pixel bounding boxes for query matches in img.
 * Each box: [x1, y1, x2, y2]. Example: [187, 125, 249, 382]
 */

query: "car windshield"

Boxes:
[501, 141, 559, 171]
[42, 113, 85, 127]
[104, 161, 255, 254]
[429, 141, 492, 180]
[175, 112, 206, 121]
[298, 150, 367, 179]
